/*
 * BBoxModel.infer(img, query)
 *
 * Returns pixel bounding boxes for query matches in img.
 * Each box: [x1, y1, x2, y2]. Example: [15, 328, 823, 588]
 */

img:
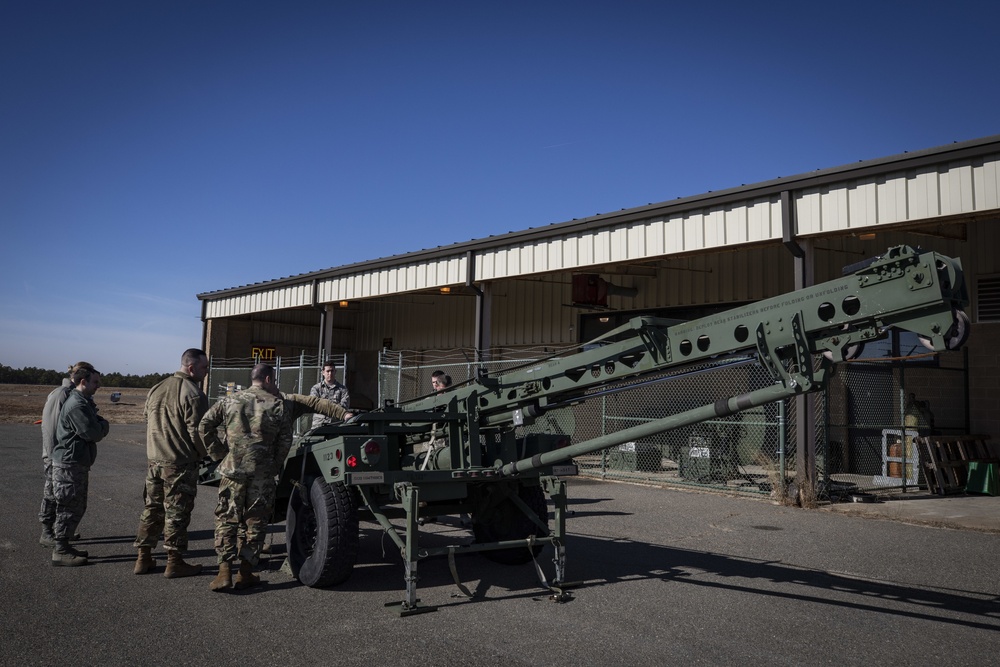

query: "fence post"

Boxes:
[298, 351, 305, 395]
[395, 350, 403, 406]
[778, 399, 787, 497]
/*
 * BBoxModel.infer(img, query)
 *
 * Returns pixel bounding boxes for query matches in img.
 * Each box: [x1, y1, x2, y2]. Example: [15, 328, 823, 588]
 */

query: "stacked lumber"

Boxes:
[918, 435, 999, 495]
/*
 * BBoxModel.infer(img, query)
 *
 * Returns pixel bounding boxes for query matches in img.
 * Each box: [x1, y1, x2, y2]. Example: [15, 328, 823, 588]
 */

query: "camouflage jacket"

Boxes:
[199, 389, 348, 481]
[308, 380, 350, 427]
[199, 386, 292, 481]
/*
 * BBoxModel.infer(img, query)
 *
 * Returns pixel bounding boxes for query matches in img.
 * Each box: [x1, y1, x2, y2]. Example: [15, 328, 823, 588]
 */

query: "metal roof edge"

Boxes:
[198, 134, 1000, 301]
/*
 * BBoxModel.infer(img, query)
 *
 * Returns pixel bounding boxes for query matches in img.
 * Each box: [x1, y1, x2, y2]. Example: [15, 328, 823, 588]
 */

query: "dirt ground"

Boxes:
[0, 384, 148, 425]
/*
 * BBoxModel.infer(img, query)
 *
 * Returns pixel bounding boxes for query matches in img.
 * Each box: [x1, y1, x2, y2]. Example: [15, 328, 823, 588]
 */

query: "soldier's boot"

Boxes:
[51, 540, 87, 567]
[234, 559, 261, 590]
[39, 524, 56, 548]
[209, 562, 233, 592]
[64, 542, 88, 558]
[164, 551, 202, 579]
[133, 547, 156, 575]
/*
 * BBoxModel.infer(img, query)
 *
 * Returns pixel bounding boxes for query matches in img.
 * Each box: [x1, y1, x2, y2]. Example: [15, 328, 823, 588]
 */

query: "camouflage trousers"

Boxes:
[214, 473, 276, 567]
[38, 456, 56, 527]
[134, 461, 199, 552]
[52, 463, 89, 541]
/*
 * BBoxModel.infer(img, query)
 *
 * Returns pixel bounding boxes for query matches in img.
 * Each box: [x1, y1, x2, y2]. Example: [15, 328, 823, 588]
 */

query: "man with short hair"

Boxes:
[308, 360, 350, 428]
[51, 363, 109, 567]
[430, 370, 452, 394]
[200, 363, 352, 591]
[132, 348, 210, 578]
[39, 362, 91, 547]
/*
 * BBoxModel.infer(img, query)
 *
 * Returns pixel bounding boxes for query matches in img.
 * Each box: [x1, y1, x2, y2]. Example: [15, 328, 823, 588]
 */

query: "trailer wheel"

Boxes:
[286, 478, 358, 587]
[474, 483, 549, 565]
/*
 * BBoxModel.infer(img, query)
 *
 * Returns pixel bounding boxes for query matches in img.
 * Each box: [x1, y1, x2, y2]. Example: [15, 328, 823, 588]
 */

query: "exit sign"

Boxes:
[251, 346, 276, 361]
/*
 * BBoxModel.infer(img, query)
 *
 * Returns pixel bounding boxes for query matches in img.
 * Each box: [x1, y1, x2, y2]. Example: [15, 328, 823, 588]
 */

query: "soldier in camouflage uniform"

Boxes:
[51, 364, 109, 567]
[308, 360, 350, 428]
[132, 348, 210, 578]
[200, 363, 352, 592]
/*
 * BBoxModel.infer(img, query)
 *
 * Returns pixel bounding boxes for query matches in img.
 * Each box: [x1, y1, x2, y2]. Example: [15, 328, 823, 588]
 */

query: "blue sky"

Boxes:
[1, 1, 996, 375]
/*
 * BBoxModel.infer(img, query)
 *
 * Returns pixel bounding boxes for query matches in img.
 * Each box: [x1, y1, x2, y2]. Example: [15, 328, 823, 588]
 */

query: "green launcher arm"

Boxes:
[492, 245, 969, 475]
[407, 245, 966, 422]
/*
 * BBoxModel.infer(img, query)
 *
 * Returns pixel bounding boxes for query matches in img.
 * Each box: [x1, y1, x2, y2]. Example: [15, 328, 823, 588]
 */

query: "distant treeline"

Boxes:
[0, 364, 171, 389]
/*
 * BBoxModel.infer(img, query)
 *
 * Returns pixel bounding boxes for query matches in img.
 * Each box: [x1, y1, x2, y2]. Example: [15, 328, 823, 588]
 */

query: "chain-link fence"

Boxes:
[208, 352, 348, 435]
[377, 346, 578, 407]
[379, 347, 794, 497]
[823, 346, 968, 498]
[568, 356, 792, 496]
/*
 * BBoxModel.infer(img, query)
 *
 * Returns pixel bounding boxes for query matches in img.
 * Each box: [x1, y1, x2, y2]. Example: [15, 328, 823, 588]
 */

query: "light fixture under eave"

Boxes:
[440, 287, 451, 294]
[339, 300, 349, 308]
[857, 232, 876, 240]
[599, 316, 610, 323]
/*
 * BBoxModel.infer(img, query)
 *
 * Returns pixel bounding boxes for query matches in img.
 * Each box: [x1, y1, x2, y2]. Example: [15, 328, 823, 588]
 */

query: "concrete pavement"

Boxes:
[821, 488, 1000, 532]
[2, 423, 999, 667]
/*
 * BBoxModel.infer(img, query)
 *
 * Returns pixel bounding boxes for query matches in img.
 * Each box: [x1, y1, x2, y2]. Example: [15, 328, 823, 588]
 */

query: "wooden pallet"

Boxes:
[917, 435, 999, 495]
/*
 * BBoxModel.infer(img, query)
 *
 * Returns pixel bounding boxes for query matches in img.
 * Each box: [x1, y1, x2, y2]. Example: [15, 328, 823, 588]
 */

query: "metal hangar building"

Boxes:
[197, 135, 1000, 492]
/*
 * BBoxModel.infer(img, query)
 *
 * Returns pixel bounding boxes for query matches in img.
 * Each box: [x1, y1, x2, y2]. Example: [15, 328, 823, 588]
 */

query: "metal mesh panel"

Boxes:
[377, 346, 576, 407]
[379, 348, 793, 497]
[823, 347, 968, 497]
[568, 356, 791, 496]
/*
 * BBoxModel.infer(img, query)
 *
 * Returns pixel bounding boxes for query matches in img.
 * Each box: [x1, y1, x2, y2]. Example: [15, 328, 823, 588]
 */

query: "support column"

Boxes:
[321, 303, 335, 360]
[479, 283, 492, 362]
[467, 250, 492, 363]
[782, 191, 817, 502]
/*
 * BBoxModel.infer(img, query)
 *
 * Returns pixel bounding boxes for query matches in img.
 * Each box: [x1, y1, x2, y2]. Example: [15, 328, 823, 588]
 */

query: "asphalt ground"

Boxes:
[2, 423, 999, 666]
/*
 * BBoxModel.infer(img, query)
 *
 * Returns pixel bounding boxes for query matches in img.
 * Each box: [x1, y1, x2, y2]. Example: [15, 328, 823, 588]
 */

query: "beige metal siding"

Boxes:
[795, 155, 1000, 234]
[204, 284, 313, 319]
[473, 199, 784, 283]
[442, 245, 795, 349]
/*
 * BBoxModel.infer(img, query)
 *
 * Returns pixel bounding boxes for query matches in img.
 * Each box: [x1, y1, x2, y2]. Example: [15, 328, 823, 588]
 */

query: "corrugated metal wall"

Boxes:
[474, 198, 784, 282]
[351, 293, 477, 351]
[341, 222, 996, 353]
[318, 256, 466, 302]
[795, 156, 999, 234]
[346, 244, 799, 350]
[204, 283, 314, 319]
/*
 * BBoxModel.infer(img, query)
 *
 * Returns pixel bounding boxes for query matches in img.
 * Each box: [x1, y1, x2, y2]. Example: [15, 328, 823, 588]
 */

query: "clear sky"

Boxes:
[2, 1, 996, 375]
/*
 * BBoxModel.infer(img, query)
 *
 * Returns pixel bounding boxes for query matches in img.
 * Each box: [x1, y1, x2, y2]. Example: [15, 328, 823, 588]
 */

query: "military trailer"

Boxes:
[202, 245, 969, 615]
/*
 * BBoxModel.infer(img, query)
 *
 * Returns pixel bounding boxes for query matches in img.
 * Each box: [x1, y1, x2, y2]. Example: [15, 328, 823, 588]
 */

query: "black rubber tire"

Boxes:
[473, 483, 549, 565]
[286, 478, 359, 587]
